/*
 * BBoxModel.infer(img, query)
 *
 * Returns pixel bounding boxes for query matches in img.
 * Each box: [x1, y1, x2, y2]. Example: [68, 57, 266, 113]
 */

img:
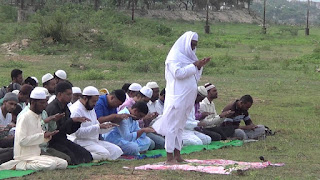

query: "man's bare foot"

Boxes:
[175, 157, 186, 163]
[165, 159, 178, 165]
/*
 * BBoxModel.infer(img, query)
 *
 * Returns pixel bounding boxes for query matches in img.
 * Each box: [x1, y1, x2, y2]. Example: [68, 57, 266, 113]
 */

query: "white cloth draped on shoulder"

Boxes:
[152, 31, 203, 153]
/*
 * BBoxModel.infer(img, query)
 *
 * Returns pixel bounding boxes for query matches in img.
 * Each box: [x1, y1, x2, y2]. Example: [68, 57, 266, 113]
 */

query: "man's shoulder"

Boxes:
[223, 100, 236, 111]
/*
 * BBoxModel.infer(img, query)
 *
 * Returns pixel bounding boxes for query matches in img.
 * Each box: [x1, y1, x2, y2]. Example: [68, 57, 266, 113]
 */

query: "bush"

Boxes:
[0, 5, 17, 23]
[34, 10, 72, 43]
[156, 24, 172, 36]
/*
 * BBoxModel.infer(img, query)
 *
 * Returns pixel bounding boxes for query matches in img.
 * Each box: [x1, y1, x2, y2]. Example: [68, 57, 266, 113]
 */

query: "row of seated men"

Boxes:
[0, 69, 265, 170]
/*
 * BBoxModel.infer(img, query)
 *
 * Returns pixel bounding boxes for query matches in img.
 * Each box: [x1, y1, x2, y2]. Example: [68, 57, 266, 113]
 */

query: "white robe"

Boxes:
[182, 107, 211, 146]
[153, 31, 202, 153]
[0, 109, 67, 170]
[69, 100, 123, 161]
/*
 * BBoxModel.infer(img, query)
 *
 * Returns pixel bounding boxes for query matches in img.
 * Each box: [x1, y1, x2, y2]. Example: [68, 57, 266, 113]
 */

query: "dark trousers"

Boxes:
[196, 126, 235, 141]
[0, 147, 13, 164]
[49, 139, 92, 165]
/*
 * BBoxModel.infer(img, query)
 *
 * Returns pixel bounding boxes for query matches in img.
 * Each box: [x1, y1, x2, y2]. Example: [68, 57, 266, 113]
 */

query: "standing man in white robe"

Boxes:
[0, 88, 67, 170]
[70, 86, 123, 161]
[153, 31, 210, 164]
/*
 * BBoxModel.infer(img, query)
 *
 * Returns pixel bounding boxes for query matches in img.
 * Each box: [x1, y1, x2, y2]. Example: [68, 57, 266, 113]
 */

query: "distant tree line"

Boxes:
[251, 0, 320, 25]
[0, 0, 253, 11]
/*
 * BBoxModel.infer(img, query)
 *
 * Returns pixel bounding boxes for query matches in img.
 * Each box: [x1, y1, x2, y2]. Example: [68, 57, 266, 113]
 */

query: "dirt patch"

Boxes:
[1, 39, 31, 57]
[124, 9, 262, 24]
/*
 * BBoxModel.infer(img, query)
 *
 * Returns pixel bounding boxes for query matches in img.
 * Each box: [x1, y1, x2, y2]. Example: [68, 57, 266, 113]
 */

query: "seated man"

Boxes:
[17, 87, 71, 164]
[46, 82, 93, 165]
[71, 87, 82, 104]
[182, 86, 211, 146]
[103, 102, 154, 155]
[119, 86, 152, 111]
[221, 95, 265, 140]
[94, 89, 132, 125]
[70, 86, 123, 161]
[42, 73, 56, 101]
[17, 84, 33, 109]
[0, 93, 19, 164]
[0, 88, 67, 170]
[196, 83, 234, 141]
[126, 83, 142, 100]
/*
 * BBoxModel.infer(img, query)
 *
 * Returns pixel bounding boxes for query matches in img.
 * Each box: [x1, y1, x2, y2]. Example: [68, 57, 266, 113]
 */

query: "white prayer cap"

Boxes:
[31, 76, 39, 84]
[140, 86, 153, 98]
[34, 87, 50, 97]
[82, 86, 99, 96]
[146, 82, 159, 89]
[197, 86, 208, 97]
[30, 88, 46, 100]
[128, 83, 142, 91]
[12, 90, 20, 95]
[72, 87, 82, 94]
[204, 83, 215, 91]
[192, 33, 198, 41]
[42, 73, 54, 84]
[55, 70, 67, 80]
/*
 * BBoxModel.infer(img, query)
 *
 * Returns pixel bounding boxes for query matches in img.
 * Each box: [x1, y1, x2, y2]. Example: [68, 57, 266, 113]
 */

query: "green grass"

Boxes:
[0, 4, 320, 179]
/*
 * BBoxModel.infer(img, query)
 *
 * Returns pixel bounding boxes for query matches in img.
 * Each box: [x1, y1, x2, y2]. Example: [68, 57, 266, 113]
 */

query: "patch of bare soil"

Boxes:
[123, 9, 262, 24]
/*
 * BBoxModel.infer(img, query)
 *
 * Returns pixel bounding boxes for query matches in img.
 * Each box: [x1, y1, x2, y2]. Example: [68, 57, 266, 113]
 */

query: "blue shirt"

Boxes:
[103, 108, 146, 146]
[94, 94, 117, 119]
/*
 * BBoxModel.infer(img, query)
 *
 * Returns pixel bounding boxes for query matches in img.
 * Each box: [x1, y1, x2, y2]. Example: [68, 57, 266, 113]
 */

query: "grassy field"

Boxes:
[0, 4, 320, 179]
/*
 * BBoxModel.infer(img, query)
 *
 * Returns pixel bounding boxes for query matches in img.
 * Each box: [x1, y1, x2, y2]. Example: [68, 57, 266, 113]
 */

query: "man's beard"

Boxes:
[85, 101, 94, 110]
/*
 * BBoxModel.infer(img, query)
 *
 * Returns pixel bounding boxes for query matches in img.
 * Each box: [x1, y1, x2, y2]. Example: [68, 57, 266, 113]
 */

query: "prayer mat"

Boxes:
[145, 140, 243, 157]
[0, 161, 111, 179]
[130, 159, 285, 175]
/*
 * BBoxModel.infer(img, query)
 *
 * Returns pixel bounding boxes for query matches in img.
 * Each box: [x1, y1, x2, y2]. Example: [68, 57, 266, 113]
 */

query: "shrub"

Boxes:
[33, 10, 72, 43]
[0, 5, 17, 23]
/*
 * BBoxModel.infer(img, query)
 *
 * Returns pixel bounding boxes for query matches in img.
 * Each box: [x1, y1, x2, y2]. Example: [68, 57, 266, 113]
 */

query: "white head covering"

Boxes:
[128, 83, 142, 91]
[165, 31, 199, 65]
[30, 88, 47, 100]
[12, 90, 20, 95]
[146, 82, 159, 89]
[72, 87, 82, 94]
[42, 73, 54, 84]
[82, 86, 99, 96]
[204, 83, 215, 91]
[31, 77, 39, 84]
[197, 86, 208, 97]
[34, 87, 50, 97]
[140, 86, 153, 98]
[55, 70, 67, 80]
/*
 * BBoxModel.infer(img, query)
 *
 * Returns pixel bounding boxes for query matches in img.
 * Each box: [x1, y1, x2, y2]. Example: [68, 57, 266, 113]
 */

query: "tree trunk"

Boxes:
[94, 0, 99, 11]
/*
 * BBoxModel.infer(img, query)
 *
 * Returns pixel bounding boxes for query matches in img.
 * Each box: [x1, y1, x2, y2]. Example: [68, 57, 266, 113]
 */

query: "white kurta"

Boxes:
[153, 31, 202, 153]
[0, 108, 12, 126]
[69, 100, 123, 161]
[147, 100, 164, 115]
[0, 109, 67, 170]
[182, 107, 211, 146]
[199, 97, 224, 128]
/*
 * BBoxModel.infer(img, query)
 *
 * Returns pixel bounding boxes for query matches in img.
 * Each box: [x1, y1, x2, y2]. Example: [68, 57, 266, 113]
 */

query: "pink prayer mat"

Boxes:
[129, 159, 285, 175]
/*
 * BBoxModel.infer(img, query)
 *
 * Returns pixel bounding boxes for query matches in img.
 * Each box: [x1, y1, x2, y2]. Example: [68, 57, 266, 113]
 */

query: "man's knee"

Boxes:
[121, 143, 139, 155]
[183, 137, 203, 146]
[234, 129, 248, 140]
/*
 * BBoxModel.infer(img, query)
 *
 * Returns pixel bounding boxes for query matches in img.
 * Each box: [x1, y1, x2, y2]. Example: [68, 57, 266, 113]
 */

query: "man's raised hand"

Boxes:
[72, 117, 91, 123]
